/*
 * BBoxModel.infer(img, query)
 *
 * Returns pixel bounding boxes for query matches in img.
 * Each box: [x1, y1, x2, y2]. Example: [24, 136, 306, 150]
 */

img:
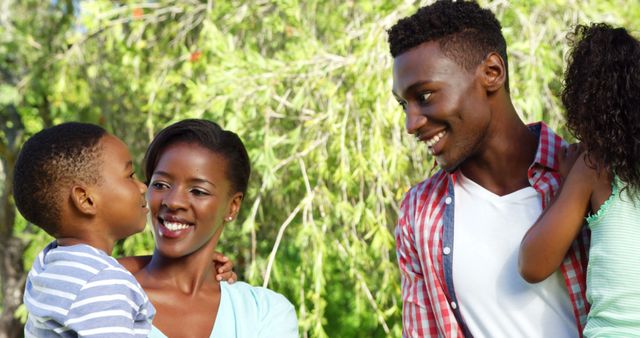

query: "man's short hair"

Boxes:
[13, 122, 107, 235]
[388, 0, 509, 90]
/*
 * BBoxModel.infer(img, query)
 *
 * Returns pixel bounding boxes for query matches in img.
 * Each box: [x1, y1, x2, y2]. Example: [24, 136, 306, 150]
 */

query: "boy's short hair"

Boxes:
[388, 0, 509, 90]
[13, 122, 107, 235]
[144, 119, 251, 196]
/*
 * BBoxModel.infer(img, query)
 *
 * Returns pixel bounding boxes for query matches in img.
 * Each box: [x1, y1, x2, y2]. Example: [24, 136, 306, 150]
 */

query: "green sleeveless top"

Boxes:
[584, 177, 640, 337]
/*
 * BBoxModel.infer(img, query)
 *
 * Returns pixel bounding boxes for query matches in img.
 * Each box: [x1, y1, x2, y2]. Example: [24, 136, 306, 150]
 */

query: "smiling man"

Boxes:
[389, 1, 589, 337]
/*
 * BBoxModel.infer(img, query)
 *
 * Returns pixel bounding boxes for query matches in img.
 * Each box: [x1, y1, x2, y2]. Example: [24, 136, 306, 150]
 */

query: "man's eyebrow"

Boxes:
[393, 80, 433, 98]
[406, 80, 433, 94]
[124, 160, 133, 170]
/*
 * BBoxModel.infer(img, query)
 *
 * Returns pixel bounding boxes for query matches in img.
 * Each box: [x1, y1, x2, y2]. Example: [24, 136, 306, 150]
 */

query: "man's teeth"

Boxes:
[426, 131, 446, 147]
[164, 222, 190, 231]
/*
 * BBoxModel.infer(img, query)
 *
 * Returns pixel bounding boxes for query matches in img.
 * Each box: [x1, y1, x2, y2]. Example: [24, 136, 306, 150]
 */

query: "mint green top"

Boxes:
[584, 177, 640, 337]
[147, 281, 298, 338]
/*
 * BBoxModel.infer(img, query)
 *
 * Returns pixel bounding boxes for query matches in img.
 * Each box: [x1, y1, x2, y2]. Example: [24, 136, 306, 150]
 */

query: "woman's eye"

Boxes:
[191, 189, 210, 196]
[151, 182, 168, 190]
[397, 100, 407, 110]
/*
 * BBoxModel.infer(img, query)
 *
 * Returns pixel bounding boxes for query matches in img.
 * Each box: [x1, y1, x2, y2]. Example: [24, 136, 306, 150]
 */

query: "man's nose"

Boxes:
[405, 108, 428, 135]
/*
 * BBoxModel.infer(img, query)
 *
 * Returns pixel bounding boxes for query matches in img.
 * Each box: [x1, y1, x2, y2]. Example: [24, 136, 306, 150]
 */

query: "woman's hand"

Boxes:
[213, 252, 237, 283]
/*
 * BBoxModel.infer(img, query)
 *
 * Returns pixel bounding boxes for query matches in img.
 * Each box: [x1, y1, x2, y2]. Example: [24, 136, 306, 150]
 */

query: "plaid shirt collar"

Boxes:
[397, 121, 588, 337]
[530, 121, 564, 171]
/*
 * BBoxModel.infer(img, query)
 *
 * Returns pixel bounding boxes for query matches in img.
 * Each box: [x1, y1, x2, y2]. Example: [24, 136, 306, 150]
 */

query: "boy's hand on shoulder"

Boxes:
[118, 253, 237, 282]
[214, 252, 237, 283]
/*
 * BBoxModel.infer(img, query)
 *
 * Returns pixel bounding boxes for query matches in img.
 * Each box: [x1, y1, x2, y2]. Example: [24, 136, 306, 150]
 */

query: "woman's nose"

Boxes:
[161, 189, 188, 210]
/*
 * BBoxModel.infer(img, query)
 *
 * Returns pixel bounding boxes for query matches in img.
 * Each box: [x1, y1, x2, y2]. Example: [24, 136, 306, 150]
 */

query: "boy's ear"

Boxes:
[70, 185, 97, 216]
[225, 192, 244, 222]
[478, 52, 506, 93]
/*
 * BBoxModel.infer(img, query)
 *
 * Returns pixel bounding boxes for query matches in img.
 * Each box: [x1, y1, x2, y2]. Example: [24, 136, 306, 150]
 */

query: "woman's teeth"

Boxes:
[164, 222, 190, 231]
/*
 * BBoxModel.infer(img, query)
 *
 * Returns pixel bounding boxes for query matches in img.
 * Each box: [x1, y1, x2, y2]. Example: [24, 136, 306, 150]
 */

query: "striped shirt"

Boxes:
[584, 177, 640, 337]
[24, 241, 155, 338]
[396, 122, 590, 337]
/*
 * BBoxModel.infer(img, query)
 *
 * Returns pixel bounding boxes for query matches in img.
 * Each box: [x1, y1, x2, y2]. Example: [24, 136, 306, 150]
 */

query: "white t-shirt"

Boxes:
[452, 172, 576, 338]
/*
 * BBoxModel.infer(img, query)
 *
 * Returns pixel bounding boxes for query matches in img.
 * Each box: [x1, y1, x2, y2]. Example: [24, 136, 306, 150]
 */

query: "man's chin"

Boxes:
[436, 157, 460, 173]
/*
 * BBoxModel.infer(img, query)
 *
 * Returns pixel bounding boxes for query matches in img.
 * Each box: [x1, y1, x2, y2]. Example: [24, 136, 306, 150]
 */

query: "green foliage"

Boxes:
[2, 0, 638, 337]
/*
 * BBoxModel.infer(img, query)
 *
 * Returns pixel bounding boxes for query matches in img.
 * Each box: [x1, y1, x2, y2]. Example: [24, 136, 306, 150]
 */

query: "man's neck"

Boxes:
[459, 117, 538, 196]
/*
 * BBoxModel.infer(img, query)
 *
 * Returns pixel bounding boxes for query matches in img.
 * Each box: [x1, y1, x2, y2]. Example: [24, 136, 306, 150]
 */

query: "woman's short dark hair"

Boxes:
[144, 119, 251, 195]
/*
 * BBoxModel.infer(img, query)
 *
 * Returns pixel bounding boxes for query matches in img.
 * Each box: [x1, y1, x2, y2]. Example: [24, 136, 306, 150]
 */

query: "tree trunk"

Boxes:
[0, 237, 27, 338]
[0, 107, 27, 338]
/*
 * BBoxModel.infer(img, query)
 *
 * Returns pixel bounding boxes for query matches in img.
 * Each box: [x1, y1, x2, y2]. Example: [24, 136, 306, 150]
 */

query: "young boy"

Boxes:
[13, 122, 154, 337]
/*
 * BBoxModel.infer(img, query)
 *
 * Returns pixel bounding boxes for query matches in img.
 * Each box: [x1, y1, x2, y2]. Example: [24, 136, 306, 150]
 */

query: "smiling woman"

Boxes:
[148, 144, 237, 258]
[129, 119, 298, 338]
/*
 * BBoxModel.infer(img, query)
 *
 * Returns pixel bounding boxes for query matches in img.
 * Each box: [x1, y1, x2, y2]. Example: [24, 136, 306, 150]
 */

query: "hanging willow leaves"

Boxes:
[1, 1, 637, 337]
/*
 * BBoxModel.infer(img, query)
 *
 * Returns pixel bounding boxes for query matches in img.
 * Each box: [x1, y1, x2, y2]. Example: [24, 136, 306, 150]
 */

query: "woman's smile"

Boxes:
[148, 142, 236, 258]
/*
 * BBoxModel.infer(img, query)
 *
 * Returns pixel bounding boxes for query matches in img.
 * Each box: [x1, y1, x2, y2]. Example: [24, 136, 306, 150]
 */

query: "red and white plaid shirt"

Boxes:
[396, 122, 590, 337]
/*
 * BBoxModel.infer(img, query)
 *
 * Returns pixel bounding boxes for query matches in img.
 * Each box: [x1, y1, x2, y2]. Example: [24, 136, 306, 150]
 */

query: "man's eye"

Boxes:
[419, 92, 432, 103]
[397, 100, 407, 110]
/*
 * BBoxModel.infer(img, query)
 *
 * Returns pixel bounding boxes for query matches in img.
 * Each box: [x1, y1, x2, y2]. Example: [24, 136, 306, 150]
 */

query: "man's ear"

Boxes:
[224, 192, 244, 222]
[478, 52, 506, 93]
[70, 185, 97, 216]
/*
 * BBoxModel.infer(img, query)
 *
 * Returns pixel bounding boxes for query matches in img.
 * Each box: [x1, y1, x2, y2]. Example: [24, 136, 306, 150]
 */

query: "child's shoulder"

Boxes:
[25, 241, 154, 336]
[43, 242, 120, 270]
[32, 241, 139, 290]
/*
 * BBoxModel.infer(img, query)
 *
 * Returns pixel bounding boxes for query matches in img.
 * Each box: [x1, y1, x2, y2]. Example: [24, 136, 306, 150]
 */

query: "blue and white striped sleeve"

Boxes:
[64, 267, 153, 338]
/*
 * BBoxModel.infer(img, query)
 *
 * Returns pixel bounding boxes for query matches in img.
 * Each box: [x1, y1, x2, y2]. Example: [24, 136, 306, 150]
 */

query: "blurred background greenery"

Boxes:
[0, 0, 638, 337]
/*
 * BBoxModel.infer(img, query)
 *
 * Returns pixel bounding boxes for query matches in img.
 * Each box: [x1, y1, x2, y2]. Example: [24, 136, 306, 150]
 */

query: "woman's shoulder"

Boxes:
[221, 281, 294, 310]
[220, 281, 298, 336]
[116, 255, 152, 273]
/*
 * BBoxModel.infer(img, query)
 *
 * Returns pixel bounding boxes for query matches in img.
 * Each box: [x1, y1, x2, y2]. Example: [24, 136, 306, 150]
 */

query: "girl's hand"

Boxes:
[213, 252, 237, 283]
[559, 143, 584, 179]
[520, 149, 594, 283]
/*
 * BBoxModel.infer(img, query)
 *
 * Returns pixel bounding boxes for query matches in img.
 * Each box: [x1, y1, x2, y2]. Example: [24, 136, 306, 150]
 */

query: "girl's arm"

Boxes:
[519, 152, 596, 283]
